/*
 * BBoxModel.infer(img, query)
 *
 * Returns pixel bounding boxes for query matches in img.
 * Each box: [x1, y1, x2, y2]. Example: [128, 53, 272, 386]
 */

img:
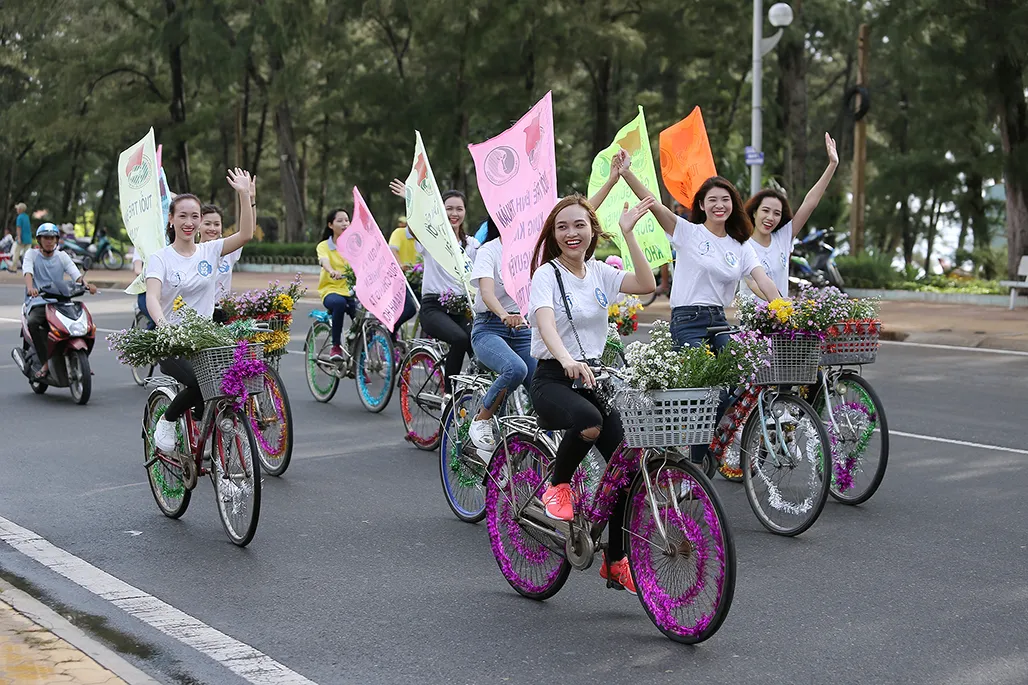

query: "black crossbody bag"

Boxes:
[549, 263, 600, 380]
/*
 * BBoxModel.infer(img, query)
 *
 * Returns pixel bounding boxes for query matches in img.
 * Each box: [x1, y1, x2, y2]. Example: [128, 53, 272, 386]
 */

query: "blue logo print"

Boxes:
[197, 260, 213, 277]
[762, 259, 772, 274]
[780, 253, 788, 268]
[594, 288, 608, 307]
[218, 260, 231, 274]
[724, 251, 739, 267]
[698, 241, 711, 256]
[563, 293, 574, 312]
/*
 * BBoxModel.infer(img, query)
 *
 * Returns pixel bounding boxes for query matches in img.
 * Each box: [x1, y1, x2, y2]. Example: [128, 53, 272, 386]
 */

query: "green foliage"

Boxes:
[836, 254, 901, 289]
[238, 243, 316, 259]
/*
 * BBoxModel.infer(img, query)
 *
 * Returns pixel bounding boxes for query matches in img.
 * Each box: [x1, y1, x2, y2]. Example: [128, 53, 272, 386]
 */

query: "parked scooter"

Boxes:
[790, 229, 844, 291]
[60, 233, 94, 271]
[11, 281, 96, 405]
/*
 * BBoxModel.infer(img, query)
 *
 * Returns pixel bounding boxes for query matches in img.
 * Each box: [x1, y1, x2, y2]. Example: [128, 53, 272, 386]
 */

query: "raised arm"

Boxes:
[620, 162, 679, 235]
[587, 149, 626, 210]
[750, 267, 781, 301]
[791, 133, 839, 238]
[617, 198, 659, 294]
[221, 169, 256, 255]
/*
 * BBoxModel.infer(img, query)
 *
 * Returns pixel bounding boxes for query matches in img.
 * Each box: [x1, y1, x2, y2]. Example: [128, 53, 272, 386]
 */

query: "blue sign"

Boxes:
[745, 146, 765, 166]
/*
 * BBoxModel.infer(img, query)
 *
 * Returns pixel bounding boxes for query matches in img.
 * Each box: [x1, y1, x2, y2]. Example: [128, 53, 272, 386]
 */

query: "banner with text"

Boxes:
[660, 106, 717, 211]
[119, 128, 165, 295]
[587, 106, 671, 272]
[404, 131, 473, 299]
[338, 186, 406, 331]
[468, 91, 558, 317]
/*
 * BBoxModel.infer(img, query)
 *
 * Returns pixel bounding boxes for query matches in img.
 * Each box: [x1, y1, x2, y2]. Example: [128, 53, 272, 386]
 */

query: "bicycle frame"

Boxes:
[308, 307, 381, 378]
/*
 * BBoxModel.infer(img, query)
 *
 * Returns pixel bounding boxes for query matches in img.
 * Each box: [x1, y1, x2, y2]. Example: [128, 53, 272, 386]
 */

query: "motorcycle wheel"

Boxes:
[30, 380, 47, 394]
[102, 249, 124, 270]
[68, 350, 91, 405]
[80, 255, 93, 271]
[827, 263, 845, 289]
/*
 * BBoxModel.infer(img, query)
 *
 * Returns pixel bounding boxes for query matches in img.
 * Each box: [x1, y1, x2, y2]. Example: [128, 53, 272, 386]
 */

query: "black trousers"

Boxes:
[419, 295, 472, 390]
[26, 305, 49, 366]
[158, 357, 204, 422]
[530, 359, 628, 562]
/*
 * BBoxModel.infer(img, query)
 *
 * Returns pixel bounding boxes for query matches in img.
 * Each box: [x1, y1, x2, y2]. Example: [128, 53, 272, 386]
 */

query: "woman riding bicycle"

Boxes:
[149, 169, 256, 454]
[529, 194, 656, 594]
[317, 209, 359, 361]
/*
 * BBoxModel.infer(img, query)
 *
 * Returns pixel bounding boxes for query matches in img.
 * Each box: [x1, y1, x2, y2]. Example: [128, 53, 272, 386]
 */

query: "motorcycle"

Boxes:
[11, 281, 96, 405]
[790, 229, 844, 292]
[60, 230, 125, 271]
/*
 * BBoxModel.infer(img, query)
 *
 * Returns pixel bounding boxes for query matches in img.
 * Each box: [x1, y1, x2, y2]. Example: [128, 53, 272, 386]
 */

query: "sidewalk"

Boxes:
[638, 299, 1028, 353]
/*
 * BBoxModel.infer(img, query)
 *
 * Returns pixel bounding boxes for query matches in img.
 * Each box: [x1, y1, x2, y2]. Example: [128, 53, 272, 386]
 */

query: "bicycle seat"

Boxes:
[309, 310, 331, 324]
[706, 325, 736, 336]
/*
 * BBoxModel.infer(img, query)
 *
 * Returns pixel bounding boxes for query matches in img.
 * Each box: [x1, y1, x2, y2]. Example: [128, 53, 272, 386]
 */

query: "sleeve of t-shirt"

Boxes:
[206, 238, 226, 262]
[60, 251, 82, 281]
[225, 246, 243, 268]
[669, 216, 701, 251]
[464, 237, 480, 263]
[415, 241, 424, 255]
[316, 240, 330, 262]
[146, 250, 167, 283]
[739, 241, 762, 277]
[388, 229, 401, 250]
[775, 223, 794, 254]
[469, 241, 497, 287]
[21, 248, 36, 276]
[596, 260, 628, 298]
[529, 264, 557, 316]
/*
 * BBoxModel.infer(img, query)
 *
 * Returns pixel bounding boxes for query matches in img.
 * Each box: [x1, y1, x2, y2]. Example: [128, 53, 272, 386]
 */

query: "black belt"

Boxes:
[673, 305, 725, 314]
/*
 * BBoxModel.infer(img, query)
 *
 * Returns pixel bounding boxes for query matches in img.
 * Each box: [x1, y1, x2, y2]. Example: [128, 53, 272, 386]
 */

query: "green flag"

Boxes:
[587, 106, 671, 271]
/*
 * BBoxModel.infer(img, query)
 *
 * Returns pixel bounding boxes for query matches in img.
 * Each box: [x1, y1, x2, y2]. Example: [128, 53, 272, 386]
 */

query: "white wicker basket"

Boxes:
[620, 387, 720, 448]
[192, 343, 265, 401]
[754, 334, 822, 385]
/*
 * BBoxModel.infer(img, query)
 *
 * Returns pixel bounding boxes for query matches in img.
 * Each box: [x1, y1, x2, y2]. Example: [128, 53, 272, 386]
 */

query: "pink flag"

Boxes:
[469, 91, 558, 317]
[336, 186, 406, 331]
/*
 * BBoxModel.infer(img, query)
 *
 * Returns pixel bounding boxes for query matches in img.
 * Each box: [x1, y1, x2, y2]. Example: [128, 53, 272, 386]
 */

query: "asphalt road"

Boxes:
[1, 284, 1026, 685]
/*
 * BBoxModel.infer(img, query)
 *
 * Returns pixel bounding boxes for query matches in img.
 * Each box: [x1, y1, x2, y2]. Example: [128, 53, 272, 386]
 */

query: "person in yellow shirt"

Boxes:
[388, 217, 418, 266]
[316, 209, 356, 360]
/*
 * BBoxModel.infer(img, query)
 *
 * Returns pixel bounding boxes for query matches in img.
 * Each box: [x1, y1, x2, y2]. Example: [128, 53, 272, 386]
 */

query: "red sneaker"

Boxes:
[541, 483, 575, 521]
[329, 345, 344, 361]
[599, 555, 637, 595]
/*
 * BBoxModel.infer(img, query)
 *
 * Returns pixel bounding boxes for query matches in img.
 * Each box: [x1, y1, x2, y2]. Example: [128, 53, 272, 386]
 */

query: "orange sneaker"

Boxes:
[541, 483, 575, 521]
[599, 555, 637, 595]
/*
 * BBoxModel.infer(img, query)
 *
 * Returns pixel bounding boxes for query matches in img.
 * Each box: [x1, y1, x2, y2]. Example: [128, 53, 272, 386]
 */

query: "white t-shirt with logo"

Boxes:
[146, 239, 226, 319]
[529, 259, 626, 361]
[417, 238, 480, 296]
[215, 247, 243, 300]
[739, 221, 792, 300]
[470, 239, 518, 314]
[668, 218, 761, 308]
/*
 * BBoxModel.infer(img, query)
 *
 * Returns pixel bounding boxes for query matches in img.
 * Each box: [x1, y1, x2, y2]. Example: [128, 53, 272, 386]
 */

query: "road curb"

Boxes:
[0, 578, 163, 685]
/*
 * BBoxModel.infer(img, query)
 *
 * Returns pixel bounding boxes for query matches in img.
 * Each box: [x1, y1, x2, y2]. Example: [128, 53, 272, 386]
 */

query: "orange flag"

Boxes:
[659, 107, 717, 211]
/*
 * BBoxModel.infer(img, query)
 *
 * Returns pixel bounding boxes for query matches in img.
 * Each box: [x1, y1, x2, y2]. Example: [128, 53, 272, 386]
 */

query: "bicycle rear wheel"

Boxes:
[142, 391, 191, 518]
[740, 393, 831, 536]
[356, 323, 396, 413]
[305, 321, 339, 403]
[251, 367, 293, 477]
[399, 349, 445, 450]
[485, 434, 569, 600]
[715, 395, 756, 483]
[439, 390, 488, 523]
[211, 406, 262, 546]
[814, 373, 889, 505]
[627, 456, 735, 644]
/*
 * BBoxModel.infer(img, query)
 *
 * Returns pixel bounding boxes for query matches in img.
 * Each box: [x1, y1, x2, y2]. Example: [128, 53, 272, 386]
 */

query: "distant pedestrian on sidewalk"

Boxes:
[13, 202, 31, 271]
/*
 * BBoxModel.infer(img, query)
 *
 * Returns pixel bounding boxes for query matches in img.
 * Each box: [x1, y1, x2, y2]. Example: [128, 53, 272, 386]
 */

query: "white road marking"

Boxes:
[890, 430, 1028, 456]
[879, 340, 1028, 357]
[0, 515, 319, 685]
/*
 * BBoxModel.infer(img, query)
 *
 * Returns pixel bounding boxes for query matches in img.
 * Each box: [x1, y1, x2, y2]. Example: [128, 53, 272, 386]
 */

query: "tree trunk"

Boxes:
[900, 198, 916, 268]
[252, 101, 268, 181]
[317, 113, 330, 230]
[274, 101, 306, 242]
[924, 189, 941, 274]
[776, 0, 807, 192]
[590, 56, 612, 156]
[60, 141, 83, 223]
[993, 52, 1028, 279]
[451, 14, 473, 192]
[93, 154, 118, 237]
[165, 0, 190, 191]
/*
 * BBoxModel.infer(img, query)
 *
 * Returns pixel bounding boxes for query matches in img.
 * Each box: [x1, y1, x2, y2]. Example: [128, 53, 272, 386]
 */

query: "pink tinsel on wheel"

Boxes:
[221, 340, 267, 412]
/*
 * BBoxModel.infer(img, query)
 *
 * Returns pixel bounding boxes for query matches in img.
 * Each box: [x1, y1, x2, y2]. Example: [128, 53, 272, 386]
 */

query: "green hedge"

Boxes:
[239, 242, 317, 264]
[836, 253, 901, 289]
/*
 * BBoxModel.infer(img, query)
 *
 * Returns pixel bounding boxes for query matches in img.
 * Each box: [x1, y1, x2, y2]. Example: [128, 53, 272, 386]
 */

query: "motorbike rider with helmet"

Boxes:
[23, 223, 96, 380]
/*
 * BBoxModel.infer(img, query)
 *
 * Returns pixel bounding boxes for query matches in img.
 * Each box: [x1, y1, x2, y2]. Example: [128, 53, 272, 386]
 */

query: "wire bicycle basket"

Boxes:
[754, 333, 822, 385]
[192, 343, 265, 401]
[820, 322, 880, 366]
[620, 387, 721, 448]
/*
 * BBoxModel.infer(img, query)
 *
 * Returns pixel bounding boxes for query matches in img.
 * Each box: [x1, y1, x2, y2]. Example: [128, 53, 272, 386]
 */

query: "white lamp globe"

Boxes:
[769, 3, 794, 27]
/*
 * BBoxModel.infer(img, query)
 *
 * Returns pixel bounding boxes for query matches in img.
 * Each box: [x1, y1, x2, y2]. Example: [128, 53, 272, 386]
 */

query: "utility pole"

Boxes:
[850, 23, 870, 254]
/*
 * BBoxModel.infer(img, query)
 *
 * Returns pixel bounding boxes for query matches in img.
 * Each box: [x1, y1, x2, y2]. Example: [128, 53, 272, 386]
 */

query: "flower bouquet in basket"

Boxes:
[822, 289, 882, 365]
[403, 261, 424, 295]
[439, 288, 472, 317]
[220, 275, 307, 356]
[608, 295, 642, 336]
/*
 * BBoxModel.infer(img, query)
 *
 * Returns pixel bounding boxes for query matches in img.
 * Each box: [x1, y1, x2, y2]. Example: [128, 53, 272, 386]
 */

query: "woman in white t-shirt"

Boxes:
[740, 132, 839, 300]
[198, 203, 243, 311]
[147, 169, 256, 454]
[620, 168, 781, 349]
[529, 194, 656, 595]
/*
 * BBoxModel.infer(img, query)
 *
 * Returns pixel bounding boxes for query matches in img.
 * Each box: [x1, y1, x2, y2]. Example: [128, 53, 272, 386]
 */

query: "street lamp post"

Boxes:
[750, 1, 794, 196]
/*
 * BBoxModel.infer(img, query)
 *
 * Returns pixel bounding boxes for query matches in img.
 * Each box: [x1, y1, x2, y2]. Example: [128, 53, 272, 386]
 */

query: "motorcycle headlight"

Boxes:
[69, 322, 87, 336]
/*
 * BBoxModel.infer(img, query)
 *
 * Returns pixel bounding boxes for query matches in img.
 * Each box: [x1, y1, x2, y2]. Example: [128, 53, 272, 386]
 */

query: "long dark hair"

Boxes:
[441, 189, 468, 248]
[483, 216, 501, 244]
[744, 189, 793, 233]
[166, 193, 202, 244]
[531, 195, 608, 275]
[322, 208, 347, 242]
[690, 176, 752, 244]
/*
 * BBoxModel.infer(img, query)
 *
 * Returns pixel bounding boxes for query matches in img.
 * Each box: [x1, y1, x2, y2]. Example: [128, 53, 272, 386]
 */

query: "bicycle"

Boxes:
[247, 361, 294, 477]
[705, 327, 833, 537]
[140, 345, 263, 547]
[130, 304, 155, 387]
[304, 304, 397, 412]
[397, 338, 450, 450]
[483, 365, 736, 644]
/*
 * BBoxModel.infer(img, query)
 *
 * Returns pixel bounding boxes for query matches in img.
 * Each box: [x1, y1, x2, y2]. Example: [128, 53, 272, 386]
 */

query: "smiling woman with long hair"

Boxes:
[527, 193, 656, 594]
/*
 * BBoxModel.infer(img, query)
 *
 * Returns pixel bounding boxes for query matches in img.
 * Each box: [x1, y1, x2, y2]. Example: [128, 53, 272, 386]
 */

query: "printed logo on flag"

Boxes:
[484, 146, 520, 186]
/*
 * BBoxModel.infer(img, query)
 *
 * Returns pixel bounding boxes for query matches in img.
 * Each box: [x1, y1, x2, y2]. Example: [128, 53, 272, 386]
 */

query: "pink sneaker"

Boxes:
[599, 555, 637, 595]
[541, 483, 575, 521]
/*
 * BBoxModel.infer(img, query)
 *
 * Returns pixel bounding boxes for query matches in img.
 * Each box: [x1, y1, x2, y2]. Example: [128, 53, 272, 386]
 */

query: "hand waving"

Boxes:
[825, 132, 839, 167]
[618, 196, 655, 234]
[389, 179, 406, 198]
[227, 168, 254, 197]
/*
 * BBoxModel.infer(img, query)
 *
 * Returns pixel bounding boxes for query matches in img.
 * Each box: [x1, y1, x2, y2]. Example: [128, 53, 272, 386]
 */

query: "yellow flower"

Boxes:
[274, 293, 294, 313]
[172, 296, 185, 311]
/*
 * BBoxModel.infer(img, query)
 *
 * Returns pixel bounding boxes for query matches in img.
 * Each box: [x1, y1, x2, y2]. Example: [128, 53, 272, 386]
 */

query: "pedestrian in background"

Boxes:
[13, 203, 32, 271]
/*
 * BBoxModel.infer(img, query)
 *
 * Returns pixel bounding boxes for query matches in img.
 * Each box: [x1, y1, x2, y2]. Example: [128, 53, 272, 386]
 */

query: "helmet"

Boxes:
[36, 223, 60, 238]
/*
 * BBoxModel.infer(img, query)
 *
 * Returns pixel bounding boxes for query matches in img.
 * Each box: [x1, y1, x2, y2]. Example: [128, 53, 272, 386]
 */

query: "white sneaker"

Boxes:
[468, 419, 496, 466]
[154, 417, 178, 453]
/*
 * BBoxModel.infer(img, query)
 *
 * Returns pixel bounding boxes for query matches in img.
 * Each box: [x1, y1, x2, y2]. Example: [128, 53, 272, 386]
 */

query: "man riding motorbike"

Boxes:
[23, 223, 96, 380]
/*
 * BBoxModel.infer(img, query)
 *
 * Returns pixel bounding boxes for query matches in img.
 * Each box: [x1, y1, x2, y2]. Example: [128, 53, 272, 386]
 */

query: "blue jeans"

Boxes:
[136, 293, 155, 330]
[471, 312, 536, 410]
[670, 305, 731, 462]
[323, 293, 357, 346]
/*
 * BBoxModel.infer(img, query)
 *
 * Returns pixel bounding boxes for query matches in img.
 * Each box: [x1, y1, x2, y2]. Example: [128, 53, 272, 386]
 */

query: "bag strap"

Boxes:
[550, 262, 588, 362]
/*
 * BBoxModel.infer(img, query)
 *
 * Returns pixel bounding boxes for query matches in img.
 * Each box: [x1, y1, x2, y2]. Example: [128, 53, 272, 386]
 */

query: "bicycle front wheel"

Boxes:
[399, 349, 445, 450]
[305, 322, 339, 403]
[813, 373, 889, 505]
[356, 323, 396, 413]
[740, 393, 831, 536]
[485, 434, 568, 600]
[626, 456, 736, 644]
[211, 406, 262, 546]
[142, 391, 191, 518]
[131, 313, 151, 386]
[439, 390, 488, 523]
[251, 368, 293, 477]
